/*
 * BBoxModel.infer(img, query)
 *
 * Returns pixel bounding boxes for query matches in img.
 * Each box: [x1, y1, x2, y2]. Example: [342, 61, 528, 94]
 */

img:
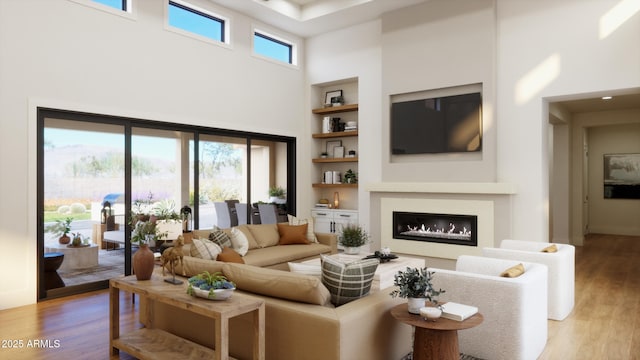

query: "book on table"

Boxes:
[440, 302, 478, 321]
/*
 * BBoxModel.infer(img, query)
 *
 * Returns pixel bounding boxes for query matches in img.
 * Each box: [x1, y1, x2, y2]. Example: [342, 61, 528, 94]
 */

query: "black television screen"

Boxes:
[391, 92, 482, 154]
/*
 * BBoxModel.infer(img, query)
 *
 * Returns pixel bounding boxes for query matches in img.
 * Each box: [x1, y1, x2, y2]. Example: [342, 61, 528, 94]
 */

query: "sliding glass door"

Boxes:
[38, 108, 295, 300]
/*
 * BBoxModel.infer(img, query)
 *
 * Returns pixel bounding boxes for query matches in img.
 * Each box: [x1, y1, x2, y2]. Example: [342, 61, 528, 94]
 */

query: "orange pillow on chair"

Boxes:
[217, 247, 245, 264]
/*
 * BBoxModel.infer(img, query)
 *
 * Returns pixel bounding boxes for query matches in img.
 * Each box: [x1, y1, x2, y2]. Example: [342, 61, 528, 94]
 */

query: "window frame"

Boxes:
[69, 0, 136, 19]
[166, 0, 231, 46]
[253, 27, 298, 67]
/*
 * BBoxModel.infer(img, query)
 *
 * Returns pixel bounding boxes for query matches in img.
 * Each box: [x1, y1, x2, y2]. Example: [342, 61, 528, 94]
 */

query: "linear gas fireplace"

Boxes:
[393, 211, 477, 247]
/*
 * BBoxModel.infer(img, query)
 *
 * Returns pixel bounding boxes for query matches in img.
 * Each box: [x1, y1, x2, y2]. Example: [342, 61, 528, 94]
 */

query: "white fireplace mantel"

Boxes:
[365, 182, 516, 195]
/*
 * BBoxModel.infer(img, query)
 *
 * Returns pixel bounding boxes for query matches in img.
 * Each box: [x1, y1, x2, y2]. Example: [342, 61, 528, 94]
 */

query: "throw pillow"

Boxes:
[320, 255, 379, 306]
[222, 263, 331, 305]
[247, 224, 280, 248]
[209, 226, 233, 249]
[287, 214, 318, 243]
[541, 244, 558, 253]
[217, 246, 245, 264]
[190, 238, 222, 260]
[288, 262, 322, 278]
[500, 263, 525, 278]
[229, 227, 249, 256]
[277, 223, 310, 245]
[233, 225, 260, 249]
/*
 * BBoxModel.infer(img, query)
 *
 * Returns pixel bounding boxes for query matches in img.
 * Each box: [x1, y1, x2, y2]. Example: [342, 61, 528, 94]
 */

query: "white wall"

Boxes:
[496, 0, 640, 242]
[0, 0, 305, 309]
[586, 118, 640, 235]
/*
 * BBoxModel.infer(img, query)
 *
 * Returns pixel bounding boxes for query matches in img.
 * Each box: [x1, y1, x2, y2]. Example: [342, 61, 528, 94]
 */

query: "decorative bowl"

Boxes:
[192, 287, 235, 301]
[420, 306, 442, 321]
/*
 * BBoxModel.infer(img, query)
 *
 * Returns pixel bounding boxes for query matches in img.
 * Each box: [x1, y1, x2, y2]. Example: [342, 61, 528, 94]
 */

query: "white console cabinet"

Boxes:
[311, 209, 358, 237]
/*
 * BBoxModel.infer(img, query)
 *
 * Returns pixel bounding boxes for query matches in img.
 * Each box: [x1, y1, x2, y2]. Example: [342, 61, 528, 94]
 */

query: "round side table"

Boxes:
[390, 303, 483, 360]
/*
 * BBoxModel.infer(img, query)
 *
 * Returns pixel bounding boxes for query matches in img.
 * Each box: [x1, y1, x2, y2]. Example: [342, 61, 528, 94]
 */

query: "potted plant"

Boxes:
[339, 223, 369, 254]
[343, 169, 357, 184]
[268, 186, 286, 204]
[187, 271, 236, 300]
[390, 267, 445, 314]
[46, 217, 73, 244]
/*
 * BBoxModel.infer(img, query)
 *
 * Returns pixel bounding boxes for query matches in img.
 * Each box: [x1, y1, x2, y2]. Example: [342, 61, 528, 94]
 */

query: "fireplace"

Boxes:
[392, 211, 477, 247]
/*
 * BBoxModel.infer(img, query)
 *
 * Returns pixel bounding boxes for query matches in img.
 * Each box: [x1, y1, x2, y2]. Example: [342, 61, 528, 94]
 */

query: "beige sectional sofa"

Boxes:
[144, 262, 413, 360]
[175, 223, 338, 273]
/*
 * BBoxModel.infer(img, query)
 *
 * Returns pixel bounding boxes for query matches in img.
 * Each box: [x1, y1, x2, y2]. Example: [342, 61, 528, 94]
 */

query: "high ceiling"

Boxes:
[209, 0, 427, 38]
[209, 0, 639, 116]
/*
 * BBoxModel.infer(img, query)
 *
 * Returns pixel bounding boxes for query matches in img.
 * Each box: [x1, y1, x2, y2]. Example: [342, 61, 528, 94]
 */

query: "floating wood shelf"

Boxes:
[312, 131, 358, 139]
[312, 103, 358, 115]
[312, 157, 358, 163]
[312, 183, 358, 188]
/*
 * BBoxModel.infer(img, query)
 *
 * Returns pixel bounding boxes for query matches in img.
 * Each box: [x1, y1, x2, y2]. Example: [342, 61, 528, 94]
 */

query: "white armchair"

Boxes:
[429, 255, 548, 360]
[483, 239, 575, 320]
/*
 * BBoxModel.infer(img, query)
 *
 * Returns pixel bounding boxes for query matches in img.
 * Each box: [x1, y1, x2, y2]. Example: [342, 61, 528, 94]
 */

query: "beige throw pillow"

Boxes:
[190, 238, 222, 260]
[230, 227, 249, 256]
[247, 224, 280, 248]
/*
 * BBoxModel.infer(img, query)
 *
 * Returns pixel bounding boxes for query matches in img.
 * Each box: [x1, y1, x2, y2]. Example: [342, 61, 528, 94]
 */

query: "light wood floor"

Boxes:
[0, 234, 638, 360]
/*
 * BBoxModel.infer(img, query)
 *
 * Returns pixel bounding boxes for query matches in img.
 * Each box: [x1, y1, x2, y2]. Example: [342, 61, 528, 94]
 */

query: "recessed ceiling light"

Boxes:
[602, 96, 613, 100]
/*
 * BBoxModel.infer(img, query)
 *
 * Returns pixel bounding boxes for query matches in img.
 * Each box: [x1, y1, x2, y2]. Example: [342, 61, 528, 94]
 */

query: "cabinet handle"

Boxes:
[339, 214, 351, 218]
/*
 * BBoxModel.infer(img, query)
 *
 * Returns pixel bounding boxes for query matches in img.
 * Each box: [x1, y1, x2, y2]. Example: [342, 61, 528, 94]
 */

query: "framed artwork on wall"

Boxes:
[326, 140, 342, 158]
[603, 153, 640, 199]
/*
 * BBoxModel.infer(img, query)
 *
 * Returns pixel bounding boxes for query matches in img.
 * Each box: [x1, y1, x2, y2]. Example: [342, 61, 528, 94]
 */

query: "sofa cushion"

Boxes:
[287, 214, 318, 243]
[222, 263, 331, 305]
[321, 255, 380, 306]
[278, 223, 310, 245]
[230, 227, 249, 256]
[190, 238, 222, 260]
[288, 262, 322, 277]
[243, 243, 332, 267]
[247, 223, 280, 248]
[232, 225, 260, 249]
[217, 247, 245, 264]
[209, 226, 233, 248]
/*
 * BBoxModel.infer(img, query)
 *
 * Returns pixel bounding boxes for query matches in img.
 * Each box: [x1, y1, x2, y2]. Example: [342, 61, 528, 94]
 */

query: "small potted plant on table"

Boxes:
[390, 267, 445, 314]
[46, 217, 73, 245]
[339, 223, 369, 254]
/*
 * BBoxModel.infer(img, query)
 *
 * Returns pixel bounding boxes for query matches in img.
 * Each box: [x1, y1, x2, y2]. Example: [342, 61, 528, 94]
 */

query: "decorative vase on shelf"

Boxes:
[58, 235, 70, 245]
[133, 243, 155, 280]
[407, 297, 427, 314]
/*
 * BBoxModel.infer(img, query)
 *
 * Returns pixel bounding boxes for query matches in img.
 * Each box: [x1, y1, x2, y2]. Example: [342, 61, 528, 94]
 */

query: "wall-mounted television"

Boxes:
[391, 92, 482, 154]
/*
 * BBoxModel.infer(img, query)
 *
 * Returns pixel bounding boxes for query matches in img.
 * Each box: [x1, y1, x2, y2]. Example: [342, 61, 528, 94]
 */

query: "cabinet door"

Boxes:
[333, 211, 358, 237]
[311, 210, 333, 233]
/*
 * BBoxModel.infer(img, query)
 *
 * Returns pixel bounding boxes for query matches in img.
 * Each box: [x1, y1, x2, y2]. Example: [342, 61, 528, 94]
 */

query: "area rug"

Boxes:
[57, 249, 125, 286]
[401, 353, 482, 360]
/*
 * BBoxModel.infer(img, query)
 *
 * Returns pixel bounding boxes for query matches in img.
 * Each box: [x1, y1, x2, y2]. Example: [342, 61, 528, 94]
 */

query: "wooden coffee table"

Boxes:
[391, 303, 483, 360]
[110, 273, 265, 360]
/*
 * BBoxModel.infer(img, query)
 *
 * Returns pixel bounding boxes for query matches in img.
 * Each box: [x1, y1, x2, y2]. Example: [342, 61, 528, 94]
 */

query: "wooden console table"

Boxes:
[110, 273, 265, 360]
[391, 303, 483, 360]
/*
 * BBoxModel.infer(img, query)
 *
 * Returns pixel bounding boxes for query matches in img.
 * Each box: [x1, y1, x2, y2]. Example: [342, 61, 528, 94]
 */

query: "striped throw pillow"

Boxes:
[190, 238, 222, 260]
[209, 226, 232, 249]
[320, 255, 379, 306]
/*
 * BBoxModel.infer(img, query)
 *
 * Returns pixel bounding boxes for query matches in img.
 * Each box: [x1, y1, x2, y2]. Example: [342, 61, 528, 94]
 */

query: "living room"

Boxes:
[1, 0, 639, 357]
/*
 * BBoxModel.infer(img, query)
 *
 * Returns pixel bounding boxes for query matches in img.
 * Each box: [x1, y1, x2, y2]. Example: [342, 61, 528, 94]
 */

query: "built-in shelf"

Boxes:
[312, 157, 359, 163]
[312, 104, 358, 115]
[312, 131, 358, 139]
[312, 183, 358, 188]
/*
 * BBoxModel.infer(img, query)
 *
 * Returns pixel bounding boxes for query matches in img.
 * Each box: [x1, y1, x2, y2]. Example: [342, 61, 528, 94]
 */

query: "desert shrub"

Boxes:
[57, 205, 71, 214]
[70, 203, 87, 214]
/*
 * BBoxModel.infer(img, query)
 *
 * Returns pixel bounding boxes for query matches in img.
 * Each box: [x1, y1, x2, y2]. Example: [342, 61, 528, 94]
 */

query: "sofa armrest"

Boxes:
[315, 233, 338, 254]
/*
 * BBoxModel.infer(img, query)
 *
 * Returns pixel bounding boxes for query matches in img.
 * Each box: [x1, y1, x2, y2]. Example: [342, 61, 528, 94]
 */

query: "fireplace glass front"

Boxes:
[392, 211, 477, 247]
